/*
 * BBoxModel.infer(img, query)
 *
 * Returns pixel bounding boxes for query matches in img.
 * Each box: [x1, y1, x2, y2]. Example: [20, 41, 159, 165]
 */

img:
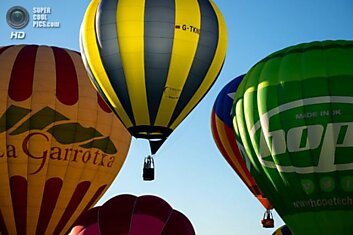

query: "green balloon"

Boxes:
[232, 40, 353, 235]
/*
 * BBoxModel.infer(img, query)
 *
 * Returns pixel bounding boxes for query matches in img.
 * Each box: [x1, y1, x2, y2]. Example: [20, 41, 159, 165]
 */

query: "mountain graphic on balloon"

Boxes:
[3, 105, 117, 153]
[0, 105, 119, 175]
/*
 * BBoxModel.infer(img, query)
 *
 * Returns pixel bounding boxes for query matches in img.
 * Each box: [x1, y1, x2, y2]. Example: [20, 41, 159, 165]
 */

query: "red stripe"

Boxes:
[223, 123, 258, 187]
[211, 113, 245, 178]
[73, 207, 99, 229]
[36, 178, 63, 235]
[211, 112, 235, 167]
[222, 124, 272, 207]
[65, 185, 107, 234]
[0, 45, 11, 55]
[212, 113, 264, 198]
[0, 206, 9, 235]
[78, 184, 106, 215]
[10, 176, 27, 235]
[52, 47, 79, 105]
[9, 45, 38, 101]
[56, 49, 109, 112]
[97, 93, 112, 113]
[53, 181, 91, 234]
[257, 195, 273, 210]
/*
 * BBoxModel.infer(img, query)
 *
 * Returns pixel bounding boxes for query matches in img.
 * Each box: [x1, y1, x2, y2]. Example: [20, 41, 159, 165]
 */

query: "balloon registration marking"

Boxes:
[250, 96, 353, 173]
[175, 24, 201, 34]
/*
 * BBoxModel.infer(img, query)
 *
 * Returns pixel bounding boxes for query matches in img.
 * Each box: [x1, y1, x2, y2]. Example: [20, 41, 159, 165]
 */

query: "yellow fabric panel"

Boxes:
[155, 0, 201, 127]
[0, 45, 24, 235]
[60, 185, 104, 234]
[170, 0, 227, 129]
[42, 50, 83, 233]
[26, 46, 57, 235]
[47, 49, 131, 234]
[68, 50, 98, 128]
[46, 180, 78, 235]
[80, 0, 133, 128]
[58, 107, 131, 234]
[116, 0, 149, 126]
[60, 112, 132, 234]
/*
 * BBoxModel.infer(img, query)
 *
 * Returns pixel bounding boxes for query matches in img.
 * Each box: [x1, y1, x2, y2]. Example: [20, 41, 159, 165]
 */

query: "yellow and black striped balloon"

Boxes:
[80, 0, 227, 154]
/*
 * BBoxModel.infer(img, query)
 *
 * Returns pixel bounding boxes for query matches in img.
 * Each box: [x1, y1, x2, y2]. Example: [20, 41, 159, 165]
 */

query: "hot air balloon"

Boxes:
[69, 194, 196, 235]
[232, 40, 353, 235]
[211, 75, 274, 227]
[80, 0, 227, 179]
[0, 45, 131, 235]
[272, 225, 292, 235]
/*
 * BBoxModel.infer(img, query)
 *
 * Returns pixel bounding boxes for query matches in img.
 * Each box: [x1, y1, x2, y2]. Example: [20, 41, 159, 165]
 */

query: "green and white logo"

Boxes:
[251, 96, 353, 173]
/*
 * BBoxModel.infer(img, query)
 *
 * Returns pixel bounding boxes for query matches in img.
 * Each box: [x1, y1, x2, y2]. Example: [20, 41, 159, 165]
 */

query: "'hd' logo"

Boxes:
[6, 6, 29, 40]
[10, 32, 26, 39]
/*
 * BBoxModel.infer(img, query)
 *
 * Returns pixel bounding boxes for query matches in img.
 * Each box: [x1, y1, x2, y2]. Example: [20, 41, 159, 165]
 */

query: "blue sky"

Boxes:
[1, 1, 353, 234]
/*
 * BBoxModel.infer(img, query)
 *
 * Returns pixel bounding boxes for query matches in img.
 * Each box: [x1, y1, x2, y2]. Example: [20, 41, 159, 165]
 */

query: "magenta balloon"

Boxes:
[69, 194, 195, 235]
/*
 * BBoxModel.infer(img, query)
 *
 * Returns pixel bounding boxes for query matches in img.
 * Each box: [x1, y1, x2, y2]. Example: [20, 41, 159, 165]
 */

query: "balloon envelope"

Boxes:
[272, 225, 292, 235]
[80, 0, 227, 154]
[233, 40, 353, 235]
[0, 45, 131, 235]
[69, 194, 195, 235]
[211, 75, 272, 209]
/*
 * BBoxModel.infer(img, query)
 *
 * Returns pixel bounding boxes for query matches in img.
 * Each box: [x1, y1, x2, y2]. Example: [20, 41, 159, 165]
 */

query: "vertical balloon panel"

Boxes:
[0, 45, 131, 235]
[80, 0, 227, 154]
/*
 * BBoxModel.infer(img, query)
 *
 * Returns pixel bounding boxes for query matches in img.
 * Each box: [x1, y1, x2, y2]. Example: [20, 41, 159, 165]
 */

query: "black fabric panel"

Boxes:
[80, 29, 118, 118]
[96, 0, 135, 125]
[169, 0, 219, 126]
[144, 0, 175, 125]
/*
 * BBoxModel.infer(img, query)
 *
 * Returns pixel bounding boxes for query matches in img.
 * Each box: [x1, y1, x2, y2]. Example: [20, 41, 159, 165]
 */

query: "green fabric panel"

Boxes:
[10, 107, 69, 135]
[47, 123, 102, 144]
[0, 105, 31, 133]
[79, 136, 117, 155]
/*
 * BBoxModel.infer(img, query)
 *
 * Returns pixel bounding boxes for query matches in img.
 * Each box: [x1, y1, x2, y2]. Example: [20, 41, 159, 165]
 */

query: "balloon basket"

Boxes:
[261, 210, 274, 228]
[143, 156, 155, 181]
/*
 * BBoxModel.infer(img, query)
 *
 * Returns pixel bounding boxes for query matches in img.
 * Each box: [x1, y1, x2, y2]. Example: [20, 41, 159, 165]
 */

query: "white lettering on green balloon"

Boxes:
[250, 96, 353, 173]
